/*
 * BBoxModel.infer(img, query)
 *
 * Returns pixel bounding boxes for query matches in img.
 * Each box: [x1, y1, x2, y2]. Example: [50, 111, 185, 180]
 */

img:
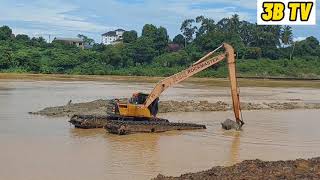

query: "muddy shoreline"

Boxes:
[2, 73, 320, 88]
[30, 99, 320, 117]
[153, 157, 320, 180]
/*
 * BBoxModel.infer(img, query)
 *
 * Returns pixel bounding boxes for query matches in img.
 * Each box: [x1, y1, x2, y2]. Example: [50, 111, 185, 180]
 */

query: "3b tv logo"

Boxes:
[257, 0, 316, 25]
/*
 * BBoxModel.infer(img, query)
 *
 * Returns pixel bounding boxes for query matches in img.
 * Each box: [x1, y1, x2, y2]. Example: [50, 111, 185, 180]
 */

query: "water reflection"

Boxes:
[223, 130, 241, 165]
[69, 128, 106, 139]
[103, 133, 162, 179]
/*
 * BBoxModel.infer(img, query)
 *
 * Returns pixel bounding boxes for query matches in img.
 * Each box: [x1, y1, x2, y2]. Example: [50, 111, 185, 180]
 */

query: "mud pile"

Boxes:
[30, 99, 116, 117]
[30, 99, 320, 117]
[154, 157, 320, 180]
[159, 101, 229, 112]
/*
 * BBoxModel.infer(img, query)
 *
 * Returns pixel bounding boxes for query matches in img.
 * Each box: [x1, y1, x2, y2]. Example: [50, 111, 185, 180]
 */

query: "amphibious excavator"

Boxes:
[70, 43, 244, 134]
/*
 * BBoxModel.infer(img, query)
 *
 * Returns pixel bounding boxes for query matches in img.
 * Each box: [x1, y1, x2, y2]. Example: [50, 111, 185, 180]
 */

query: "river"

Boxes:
[0, 75, 320, 180]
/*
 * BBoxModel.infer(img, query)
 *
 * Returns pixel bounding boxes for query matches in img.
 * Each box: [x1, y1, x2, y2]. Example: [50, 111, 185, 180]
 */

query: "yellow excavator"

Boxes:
[112, 43, 244, 128]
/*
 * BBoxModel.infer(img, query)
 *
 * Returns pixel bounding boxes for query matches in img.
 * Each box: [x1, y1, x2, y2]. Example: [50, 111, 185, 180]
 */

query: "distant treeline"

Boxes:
[0, 14, 320, 78]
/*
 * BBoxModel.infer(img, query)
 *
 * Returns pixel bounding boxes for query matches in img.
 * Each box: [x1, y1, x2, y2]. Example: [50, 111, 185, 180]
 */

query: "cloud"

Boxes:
[67, 0, 256, 37]
[163, 0, 257, 10]
[293, 37, 307, 42]
[0, 0, 319, 42]
[162, 1, 253, 21]
[0, 0, 109, 33]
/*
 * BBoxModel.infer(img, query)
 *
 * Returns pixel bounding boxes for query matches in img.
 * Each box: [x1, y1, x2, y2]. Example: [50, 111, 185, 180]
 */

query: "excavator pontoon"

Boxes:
[69, 43, 244, 134]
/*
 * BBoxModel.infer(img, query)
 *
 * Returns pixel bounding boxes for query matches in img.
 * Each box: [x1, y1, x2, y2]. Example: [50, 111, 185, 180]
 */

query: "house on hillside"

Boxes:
[53, 37, 84, 49]
[102, 29, 126, 45]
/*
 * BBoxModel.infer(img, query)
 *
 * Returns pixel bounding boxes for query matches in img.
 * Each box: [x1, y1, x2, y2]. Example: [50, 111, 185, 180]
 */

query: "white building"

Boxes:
[102, 29, 126, 45]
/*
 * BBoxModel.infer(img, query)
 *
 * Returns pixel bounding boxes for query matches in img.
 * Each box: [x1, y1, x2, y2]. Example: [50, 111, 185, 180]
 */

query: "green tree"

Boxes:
[30, 37, 47, 47]
[194, 29, 245, 56]
[217, 14, 240, 33]
[243, 47, 262, 59]
[180, 19, 197, 43]
[77, 34, 95, 45]
[173, 34, 185, 47]
[0, 26, 13, 41]
[92, 43, 107, 52]
[238, 21, 256, 46]
[0, 46, 13, 69]
[293, 36, 319, 57]
[15, 34, 30, 42]
[230, 14, 240, 33]
[130, 37, 157, 64]
[280, 26, 293, 47]
[12, 50, 41, 71]
[142, 24, 157, 38]
[305, 36, 319, 49]
[217, 18, 230, 30]
[154, 50, 189, 67]
[102, 45, 124, 67]
[141, 25, 168, 54]
[47, 49, 78, 73]
[123, 30, 138, 43]
[195, 16, 216, 36]
[255, 25, 281, 48]
[155, 26, 169, 54]
[0, 21, 319, 78]
[251, 25, 282, 58]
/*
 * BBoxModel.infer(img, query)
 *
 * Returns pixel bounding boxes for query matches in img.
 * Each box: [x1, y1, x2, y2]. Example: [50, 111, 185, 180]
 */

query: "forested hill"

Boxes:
[1, 14, 320, 78]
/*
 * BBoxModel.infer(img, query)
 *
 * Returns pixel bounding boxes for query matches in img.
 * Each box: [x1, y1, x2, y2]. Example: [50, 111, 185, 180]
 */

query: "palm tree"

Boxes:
[230, 14, 240, 33]
[281, 26, 293, 47]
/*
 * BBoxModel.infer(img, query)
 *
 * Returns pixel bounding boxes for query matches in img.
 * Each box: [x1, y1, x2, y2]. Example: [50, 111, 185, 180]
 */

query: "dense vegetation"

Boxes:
[1, 14, 320, 78]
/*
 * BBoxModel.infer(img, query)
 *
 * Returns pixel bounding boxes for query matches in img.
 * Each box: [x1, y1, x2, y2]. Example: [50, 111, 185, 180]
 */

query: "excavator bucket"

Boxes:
[221, 119, 242, 131]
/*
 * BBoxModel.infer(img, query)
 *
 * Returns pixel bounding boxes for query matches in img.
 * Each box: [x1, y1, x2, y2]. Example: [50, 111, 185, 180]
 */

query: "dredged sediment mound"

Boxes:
[30, 99, 320, 117]
[153, 157, 320, 180]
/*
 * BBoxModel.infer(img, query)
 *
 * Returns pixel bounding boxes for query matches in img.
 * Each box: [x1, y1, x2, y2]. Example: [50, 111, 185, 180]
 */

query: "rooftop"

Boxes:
[54, 37, 83, 42]
[102, 29, 126, 36]
[115, 28, 125, 32]
[102, 31, 117, 36]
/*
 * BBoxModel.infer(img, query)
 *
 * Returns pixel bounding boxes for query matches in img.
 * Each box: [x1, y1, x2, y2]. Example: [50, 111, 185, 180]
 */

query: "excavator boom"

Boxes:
[143, 54, 226, 107]
[143, 43, 244, 126]
[224, 43, 243, 125]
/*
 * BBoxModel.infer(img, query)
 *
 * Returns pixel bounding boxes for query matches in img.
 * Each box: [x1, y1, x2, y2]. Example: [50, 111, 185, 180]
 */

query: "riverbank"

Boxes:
[1, 73, 320, 88]
[154, 157, 320, 180]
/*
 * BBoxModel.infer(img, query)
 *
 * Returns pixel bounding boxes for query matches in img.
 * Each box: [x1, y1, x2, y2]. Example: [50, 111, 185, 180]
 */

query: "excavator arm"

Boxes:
[143, 43, 244, 126]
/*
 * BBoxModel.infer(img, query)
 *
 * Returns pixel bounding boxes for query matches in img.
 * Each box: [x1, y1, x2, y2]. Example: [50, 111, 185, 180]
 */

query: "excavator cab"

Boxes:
[129, 93, 148, 105]
[114, 92, 159, 120]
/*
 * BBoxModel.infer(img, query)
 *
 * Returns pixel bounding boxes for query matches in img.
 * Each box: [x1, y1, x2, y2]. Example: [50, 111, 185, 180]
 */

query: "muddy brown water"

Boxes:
[1, 75, 320, 180]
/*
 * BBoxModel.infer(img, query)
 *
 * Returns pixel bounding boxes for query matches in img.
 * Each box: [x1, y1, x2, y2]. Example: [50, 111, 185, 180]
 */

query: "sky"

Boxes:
[0, 0, 319, 43]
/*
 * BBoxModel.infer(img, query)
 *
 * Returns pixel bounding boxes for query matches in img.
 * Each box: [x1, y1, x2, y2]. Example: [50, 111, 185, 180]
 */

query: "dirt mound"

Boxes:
[30, 99, 320, 117]
[154, 157, 320, 180]
[159, 100, 229, 113]
[30, 99, 115, 117]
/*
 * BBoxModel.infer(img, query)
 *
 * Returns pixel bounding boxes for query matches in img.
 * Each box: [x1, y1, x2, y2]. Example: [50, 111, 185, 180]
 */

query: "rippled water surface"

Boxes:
[0, 77, 320, 180]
